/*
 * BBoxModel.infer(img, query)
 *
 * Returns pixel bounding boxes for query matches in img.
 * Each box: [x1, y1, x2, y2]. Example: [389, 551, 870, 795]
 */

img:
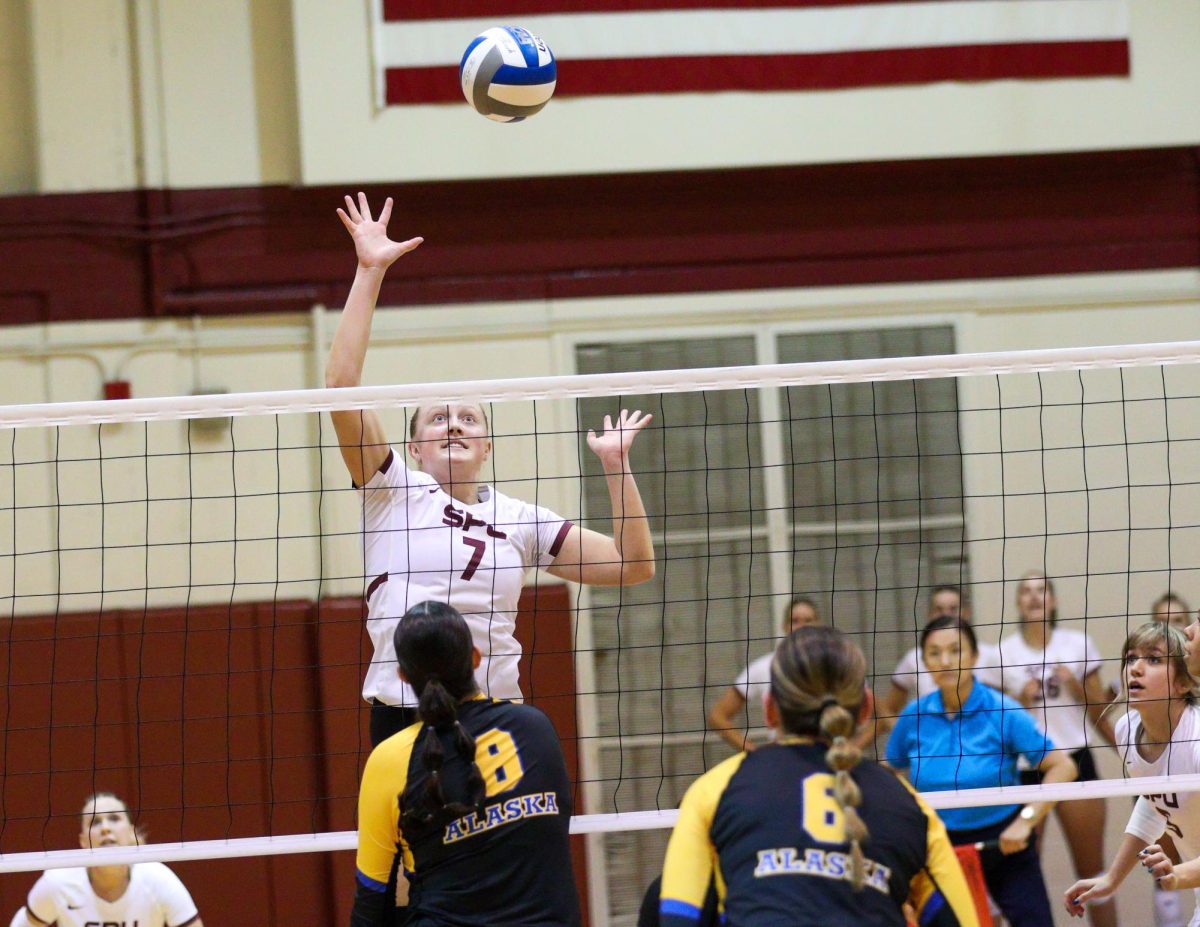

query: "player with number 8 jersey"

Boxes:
[352, 602, 580, 926]
[326, 192, 655, 745]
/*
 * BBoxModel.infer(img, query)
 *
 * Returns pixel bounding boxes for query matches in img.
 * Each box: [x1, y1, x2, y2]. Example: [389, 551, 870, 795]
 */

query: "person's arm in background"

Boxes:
[707, 687, 754, 752]
[855, 681, 911, 748]
[998, 749, 1076, 854]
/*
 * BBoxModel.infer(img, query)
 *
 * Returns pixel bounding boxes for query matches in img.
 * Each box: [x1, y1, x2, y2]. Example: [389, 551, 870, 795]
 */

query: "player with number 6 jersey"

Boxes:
[660, 626, 978, 927]
[325, 192, 655, 745]
[352, 602, 579, 927]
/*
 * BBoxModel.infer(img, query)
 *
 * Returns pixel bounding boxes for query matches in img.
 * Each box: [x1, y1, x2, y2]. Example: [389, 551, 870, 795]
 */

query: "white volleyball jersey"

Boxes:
[19, 863, 198, 927]
[1115, 706, 1200, 926]
[997, 627, 1104, 751]
[890, 640, 1004, 700]
[359, 449, 572, 706]
[733, 651, 774, 723]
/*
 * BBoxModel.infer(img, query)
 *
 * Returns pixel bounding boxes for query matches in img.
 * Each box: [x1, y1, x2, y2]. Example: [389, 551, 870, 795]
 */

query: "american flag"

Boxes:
[374, 1, 1130, 107]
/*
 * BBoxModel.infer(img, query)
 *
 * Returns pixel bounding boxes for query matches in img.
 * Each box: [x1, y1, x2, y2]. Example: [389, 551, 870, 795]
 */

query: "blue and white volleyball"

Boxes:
[459, 26, 556, 123]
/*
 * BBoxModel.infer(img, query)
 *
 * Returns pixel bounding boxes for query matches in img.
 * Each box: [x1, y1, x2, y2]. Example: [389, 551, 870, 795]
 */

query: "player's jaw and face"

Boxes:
[784, 602, 819, 633]
[1017, 575, 1054, 624]
[1125, 645, 1188, 708]
[928, 589, 967, 622]
[408, 402, 492, 484]
[1153, 598, 1191, 629]
[922, 627, 978, 694]
[79, 797, 137, 850]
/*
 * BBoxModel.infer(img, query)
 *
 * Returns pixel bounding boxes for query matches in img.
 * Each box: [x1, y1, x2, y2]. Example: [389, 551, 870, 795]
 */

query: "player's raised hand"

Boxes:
[587, 409, 653, 473]
[1064, 874, 1115, 918]
[337, 192, 423, 271]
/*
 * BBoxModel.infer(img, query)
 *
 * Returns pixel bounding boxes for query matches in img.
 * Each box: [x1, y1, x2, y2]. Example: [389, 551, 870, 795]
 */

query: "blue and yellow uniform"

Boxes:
[660, 740, 979, 927]
[353, 695, 580, 927]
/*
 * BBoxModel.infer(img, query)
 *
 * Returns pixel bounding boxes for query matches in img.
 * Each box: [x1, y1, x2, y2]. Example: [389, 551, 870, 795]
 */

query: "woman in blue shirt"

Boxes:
[886, 615, 1078, 927]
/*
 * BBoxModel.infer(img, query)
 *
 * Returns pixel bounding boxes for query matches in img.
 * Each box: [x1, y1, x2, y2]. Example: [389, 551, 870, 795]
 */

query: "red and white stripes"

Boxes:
[374, 1, 1130, 106]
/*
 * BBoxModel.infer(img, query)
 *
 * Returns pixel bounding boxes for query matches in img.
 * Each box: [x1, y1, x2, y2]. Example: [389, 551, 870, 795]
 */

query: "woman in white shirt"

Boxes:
[1064, 622, 1200, 925]
[10, 792, 202, 927]
[999, 572, 1116, 927]
[326, 193, 657, 745]
[706, 597, 821, 751]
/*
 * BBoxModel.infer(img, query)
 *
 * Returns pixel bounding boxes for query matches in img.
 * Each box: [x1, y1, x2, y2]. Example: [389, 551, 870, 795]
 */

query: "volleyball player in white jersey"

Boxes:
[998, 572, 1117, 927]
[326, 193, 656, 745]
[1064, 622, 1200, 925]
[10, 792, 202, 927]
[707, 597, 821, 751]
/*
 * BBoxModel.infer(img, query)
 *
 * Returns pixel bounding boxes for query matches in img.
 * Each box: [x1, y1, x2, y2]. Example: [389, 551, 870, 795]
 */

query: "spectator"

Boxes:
[707, 597, 821, 751]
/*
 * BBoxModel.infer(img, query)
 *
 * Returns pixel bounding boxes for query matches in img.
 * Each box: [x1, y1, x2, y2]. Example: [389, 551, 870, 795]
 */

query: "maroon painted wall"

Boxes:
[0, 583, 588, 926]
[0, 148, 1197, 325]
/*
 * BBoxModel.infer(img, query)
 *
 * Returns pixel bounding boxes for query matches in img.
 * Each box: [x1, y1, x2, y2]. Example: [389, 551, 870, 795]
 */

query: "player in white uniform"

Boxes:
[10, 792, 202, 927]
[998, 572, 1117, 927]
[1064, 622, 1200, 925]
[706, 597, 821, 751]
[326, 193, 656, 745]
[868, 585, 1003, 744]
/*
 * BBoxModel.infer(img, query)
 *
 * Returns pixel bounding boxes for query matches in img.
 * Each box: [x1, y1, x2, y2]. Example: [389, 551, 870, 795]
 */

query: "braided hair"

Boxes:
[393, 601, 487, 830]
[770, 626, 869, 889]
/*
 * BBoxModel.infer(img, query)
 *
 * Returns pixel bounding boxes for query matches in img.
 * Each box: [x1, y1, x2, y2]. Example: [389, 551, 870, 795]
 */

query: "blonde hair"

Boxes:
[771, 626, 869, 890]
[1119, 622, 1200, 704]
[1018, 571, 1058, 625]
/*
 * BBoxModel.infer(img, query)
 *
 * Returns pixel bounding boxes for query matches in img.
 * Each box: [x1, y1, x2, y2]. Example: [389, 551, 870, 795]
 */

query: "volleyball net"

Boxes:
[2, 335, 1200, 921]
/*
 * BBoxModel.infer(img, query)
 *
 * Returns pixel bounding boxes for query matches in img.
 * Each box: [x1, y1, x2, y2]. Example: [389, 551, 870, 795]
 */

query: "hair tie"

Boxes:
[819, 696, 839, 712]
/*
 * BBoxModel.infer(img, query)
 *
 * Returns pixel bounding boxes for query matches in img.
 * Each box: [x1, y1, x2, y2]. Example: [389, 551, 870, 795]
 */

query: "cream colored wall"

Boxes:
[292, 0, 1200, 184]
[0, 0, 34, 192]
[0, 0, 300, 193]
[959, 312, 1200, 669]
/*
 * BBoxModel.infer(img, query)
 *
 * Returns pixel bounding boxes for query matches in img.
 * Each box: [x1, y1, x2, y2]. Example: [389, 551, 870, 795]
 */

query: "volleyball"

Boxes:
[459, 26, 556, 123]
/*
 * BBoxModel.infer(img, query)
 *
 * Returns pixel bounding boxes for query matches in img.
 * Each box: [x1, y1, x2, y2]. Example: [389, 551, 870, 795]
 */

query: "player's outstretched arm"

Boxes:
[547, 409, 656, 586]
[326, 192, 423, 486]
[1064, 832, 1147, 917]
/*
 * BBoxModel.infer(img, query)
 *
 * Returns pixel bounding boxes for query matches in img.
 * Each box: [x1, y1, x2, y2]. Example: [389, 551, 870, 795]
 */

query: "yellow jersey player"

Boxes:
[351, 601, 580, 927]
[660, 625, 979, 927]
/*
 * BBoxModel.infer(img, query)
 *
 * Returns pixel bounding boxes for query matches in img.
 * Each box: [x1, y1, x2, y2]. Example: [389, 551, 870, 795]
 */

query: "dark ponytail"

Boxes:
[393, 602, 487, 830]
